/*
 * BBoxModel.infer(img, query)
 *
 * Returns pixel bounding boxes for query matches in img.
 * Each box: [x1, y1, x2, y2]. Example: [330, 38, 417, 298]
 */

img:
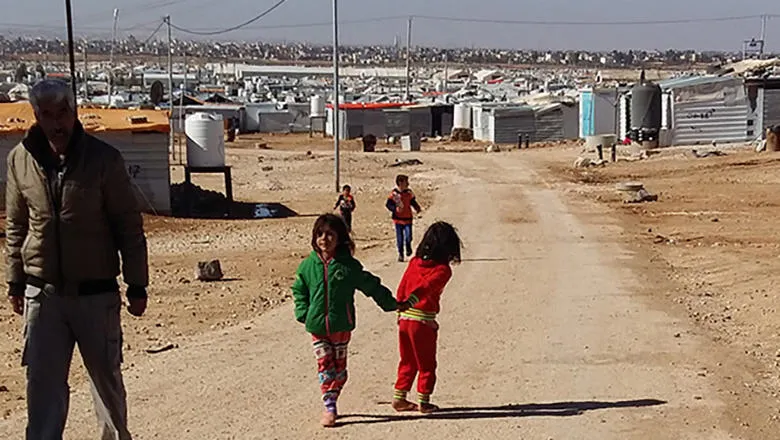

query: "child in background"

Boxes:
[392, 221, 462, 414]
[334, 185, 356, 232]
[292, 214, 409, 427]
[386, 174, 422, 262]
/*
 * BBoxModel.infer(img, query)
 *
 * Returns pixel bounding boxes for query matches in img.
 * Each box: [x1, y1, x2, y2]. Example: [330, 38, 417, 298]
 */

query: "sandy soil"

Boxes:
[0, 138, 776, 438]
[527, 143, 780, 438]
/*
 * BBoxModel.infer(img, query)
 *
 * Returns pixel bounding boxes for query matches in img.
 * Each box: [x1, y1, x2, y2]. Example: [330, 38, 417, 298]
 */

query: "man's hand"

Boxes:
[8, 296, 23, 316]
[397, 301, 411, 312]
[127, 297, 147, 317]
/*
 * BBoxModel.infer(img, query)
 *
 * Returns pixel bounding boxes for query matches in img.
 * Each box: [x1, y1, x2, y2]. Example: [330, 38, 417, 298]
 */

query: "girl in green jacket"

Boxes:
[292, 214, 409, 427]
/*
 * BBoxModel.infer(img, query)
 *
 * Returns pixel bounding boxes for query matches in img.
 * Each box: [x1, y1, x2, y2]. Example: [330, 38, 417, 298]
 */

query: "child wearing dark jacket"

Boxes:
[386, 174, 422, 262]
[391, 221, 462, 414]
[333, 185, 356, 232]
[292, 214, 410, 427]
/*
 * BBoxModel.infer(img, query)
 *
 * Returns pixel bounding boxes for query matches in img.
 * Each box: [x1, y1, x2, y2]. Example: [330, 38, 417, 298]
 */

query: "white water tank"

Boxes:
[310, 95, 325, 117]
[185, 112, 225, 167]
[453, 103, 470, 129]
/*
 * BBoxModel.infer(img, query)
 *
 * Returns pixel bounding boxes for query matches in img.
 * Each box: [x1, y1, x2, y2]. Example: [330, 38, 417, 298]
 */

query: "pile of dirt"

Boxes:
[170, 182, 299, 219]
[170, 182, 231, 218]
[451, 128, 474, 142]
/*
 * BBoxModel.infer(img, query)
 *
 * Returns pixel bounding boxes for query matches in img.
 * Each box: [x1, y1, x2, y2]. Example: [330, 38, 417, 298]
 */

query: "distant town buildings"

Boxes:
[0, 35, 758, 68]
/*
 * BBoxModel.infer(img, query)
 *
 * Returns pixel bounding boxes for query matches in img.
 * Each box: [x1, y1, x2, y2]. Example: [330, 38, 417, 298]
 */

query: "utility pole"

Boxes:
[165, 15, 174, 154]
[82, 41, 88, 101]
[443, 51, 449, 99]
[333, 0, 341, 192]
[64, 0, 78, 113]
[405, 16, 412, 101]
[760, 14, 768, 59]
[179, 49, 186, 164]
[107, 8, 119, 107]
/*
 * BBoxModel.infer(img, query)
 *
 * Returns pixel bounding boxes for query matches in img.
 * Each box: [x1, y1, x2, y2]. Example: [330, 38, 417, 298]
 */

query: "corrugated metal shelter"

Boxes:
[578, 87, 621, 138]
[659, 76, 748, 146]
[746, 77, 780, 135]
[245, 102, 311, 133]
[403, 104, 454, 137]
[763, 89, 780, 129]
[326, 103, 408, 139]
[409, 108, 432, 137]
[532, 102, 580, 142]
[362, 109, 387, 138]
[385, 109, 410, 137]
[489, 106, 536, 144]
[471, 103, 511, 142]
[0, 103, 171, 214]
[244, 102, 278, 132]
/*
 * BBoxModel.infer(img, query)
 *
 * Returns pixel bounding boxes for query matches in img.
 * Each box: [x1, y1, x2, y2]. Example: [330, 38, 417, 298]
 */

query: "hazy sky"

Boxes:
[1, 0, 777, 51]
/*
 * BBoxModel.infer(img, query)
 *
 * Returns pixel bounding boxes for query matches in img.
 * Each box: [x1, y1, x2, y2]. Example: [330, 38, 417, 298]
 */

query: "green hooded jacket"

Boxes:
[292, 250, 398, 335]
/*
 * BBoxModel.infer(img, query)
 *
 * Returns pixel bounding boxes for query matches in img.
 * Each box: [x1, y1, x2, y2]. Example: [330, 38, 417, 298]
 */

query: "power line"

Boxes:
[142, 20, 167, 45]
[163, 15, 406, 33]
[170, 0, 289, 36]
[2, 12, 777, 37]
[413, 14, 773, 26]
[0, 19, 162, 33]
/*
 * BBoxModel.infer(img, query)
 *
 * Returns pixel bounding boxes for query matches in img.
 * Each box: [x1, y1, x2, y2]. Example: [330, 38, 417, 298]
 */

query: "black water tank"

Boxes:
[630, 82, 662, 131]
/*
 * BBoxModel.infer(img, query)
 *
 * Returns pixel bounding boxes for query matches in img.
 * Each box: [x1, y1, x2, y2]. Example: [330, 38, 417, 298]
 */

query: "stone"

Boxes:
[574, 157, 592, 168]
[196, 260, 224, 282]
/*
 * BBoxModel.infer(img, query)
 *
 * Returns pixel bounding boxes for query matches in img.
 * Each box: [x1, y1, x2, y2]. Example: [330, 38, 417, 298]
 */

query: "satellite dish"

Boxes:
[150, 80, 164, 105]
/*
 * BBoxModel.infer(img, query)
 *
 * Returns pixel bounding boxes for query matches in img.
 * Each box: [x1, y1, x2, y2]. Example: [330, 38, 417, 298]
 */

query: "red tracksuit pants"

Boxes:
[394, 319, 438, 403]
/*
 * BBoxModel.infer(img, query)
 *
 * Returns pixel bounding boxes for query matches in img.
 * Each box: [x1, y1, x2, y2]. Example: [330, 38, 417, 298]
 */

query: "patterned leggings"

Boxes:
[312, 331, 351, 409]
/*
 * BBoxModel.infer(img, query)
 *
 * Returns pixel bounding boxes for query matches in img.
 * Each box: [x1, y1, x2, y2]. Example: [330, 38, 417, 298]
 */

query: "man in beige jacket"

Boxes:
[6, 79, 149, 440]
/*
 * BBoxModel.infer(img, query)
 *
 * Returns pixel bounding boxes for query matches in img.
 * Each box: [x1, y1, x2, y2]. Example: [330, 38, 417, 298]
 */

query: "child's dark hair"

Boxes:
[311, 214, 355, 255]
[395, 174, 409, 186]
[415, 221, 462, 264]
[342, 184, 351, 191]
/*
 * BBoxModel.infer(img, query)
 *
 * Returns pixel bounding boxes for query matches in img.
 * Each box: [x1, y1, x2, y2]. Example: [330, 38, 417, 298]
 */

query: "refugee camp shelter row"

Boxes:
[0, 102, 172, 214]
[325, 104, 392, 140]
[170, 104, 246, 133]
[657, 76, 751, 146]
[387, 104, 454, 138]
[472, 103, 536, 144]
[244, 102, 312, 133]
[324, 103, 457, 140]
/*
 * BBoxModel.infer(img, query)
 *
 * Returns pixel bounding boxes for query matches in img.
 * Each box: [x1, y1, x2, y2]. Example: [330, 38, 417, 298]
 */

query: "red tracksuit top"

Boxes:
[395, 257, 452, 321]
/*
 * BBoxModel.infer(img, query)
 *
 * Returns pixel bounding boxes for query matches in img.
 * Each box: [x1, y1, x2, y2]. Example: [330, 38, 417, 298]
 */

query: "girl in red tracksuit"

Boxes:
[392, 221, 462, 414]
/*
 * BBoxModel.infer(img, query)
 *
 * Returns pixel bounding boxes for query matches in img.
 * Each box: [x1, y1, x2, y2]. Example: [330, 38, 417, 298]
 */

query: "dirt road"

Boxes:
[0, 153, 744, 439]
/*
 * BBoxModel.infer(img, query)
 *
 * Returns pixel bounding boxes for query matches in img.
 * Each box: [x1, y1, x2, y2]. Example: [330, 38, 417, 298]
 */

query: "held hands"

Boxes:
[8, 296, 23, 316]
[397, 300, 411, 312]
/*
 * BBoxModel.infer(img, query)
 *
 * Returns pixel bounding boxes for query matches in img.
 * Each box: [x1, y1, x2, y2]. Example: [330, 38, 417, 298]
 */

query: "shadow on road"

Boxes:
[460, 258, 510, 262]
[338, 399, 666, 426]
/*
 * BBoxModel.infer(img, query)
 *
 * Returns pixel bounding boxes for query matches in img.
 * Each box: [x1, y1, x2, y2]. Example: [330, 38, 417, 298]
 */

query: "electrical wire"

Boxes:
[2, 12, 777, 36]
[413, 14, 772, 26]
[141, 20, 167, 45]
[169, 0, 288, 36]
